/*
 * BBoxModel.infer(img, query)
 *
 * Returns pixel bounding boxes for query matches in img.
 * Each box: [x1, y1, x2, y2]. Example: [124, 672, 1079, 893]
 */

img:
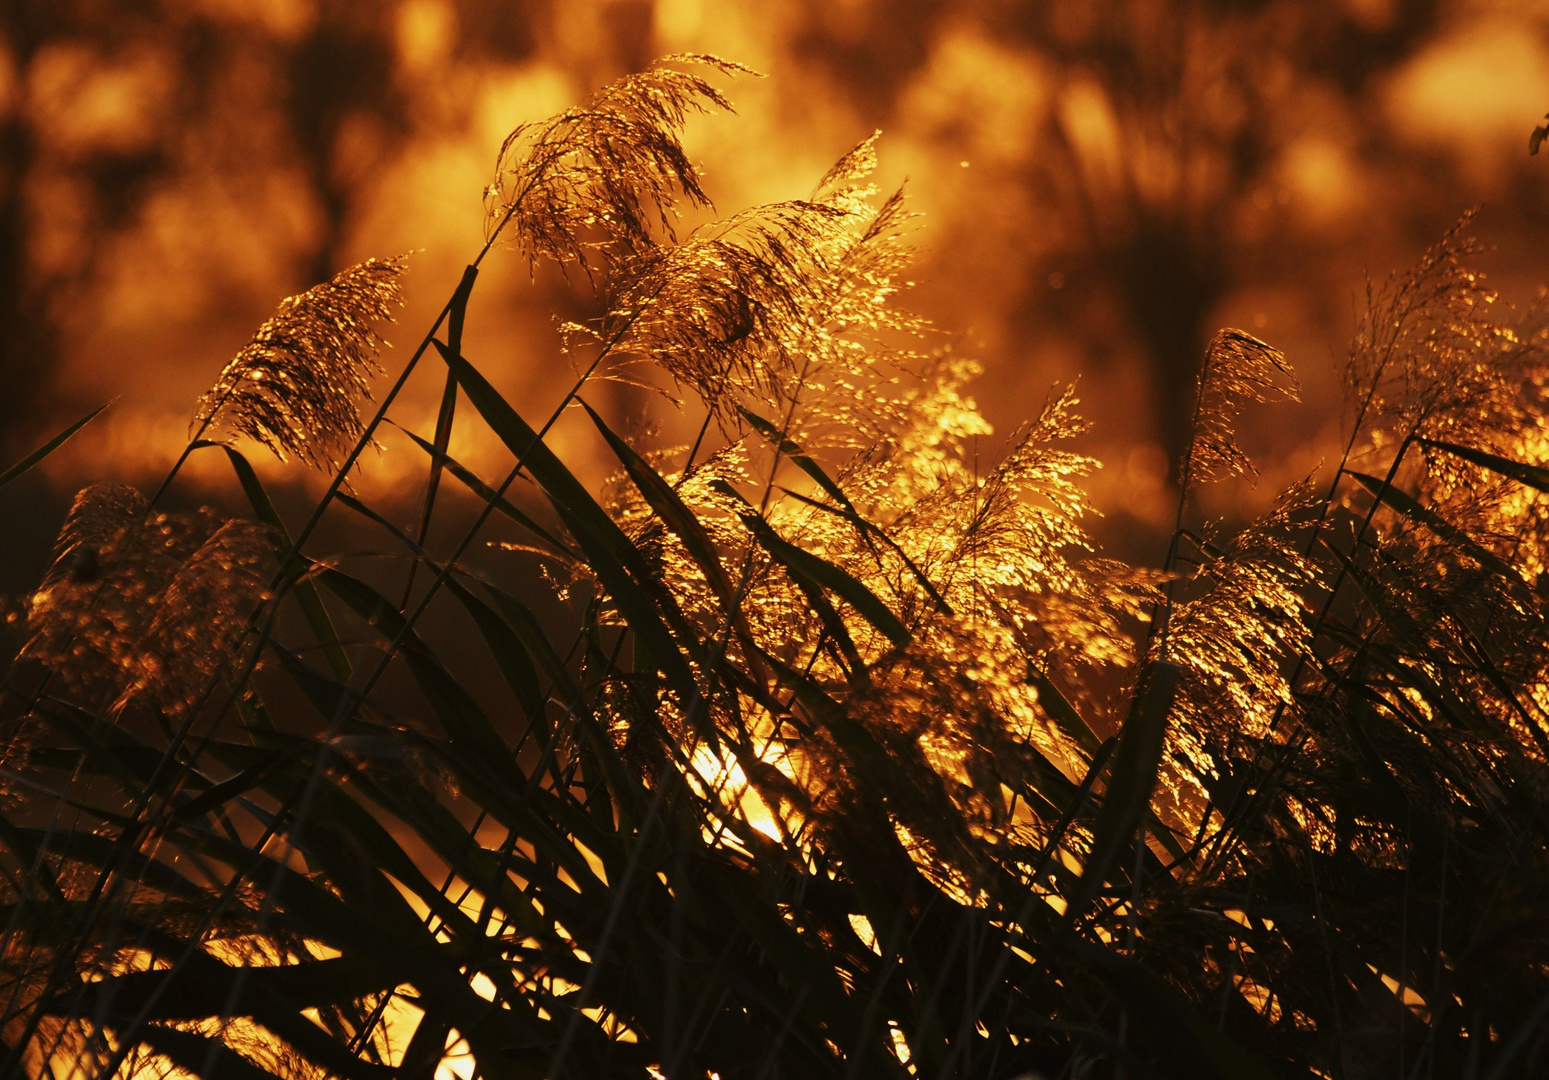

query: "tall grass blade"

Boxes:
[1419, 436, 1549, 492]
[0, 403, 108, 490]
[1067, 661, 1180, 917]
[404, 265, 479, 606]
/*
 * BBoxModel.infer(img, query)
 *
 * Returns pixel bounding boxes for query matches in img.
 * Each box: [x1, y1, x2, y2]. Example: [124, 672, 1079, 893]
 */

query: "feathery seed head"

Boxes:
[115, 519, 276, 721]
[595, 201, 846, 425]
[1185, 328, 1299, 486]
[1156, 478, 1321, 809]
[25, 485, 271, 717]
[26, 485, 220, 705]
[814, 130, 884, 211]
[1344, 216, 1511, 450]
[192, 256, 407, 472]
[486, 55, 755, 273]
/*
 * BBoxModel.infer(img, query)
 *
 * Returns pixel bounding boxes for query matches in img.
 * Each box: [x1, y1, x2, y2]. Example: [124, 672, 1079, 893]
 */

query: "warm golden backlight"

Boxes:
[3, 3, 1548, 1078]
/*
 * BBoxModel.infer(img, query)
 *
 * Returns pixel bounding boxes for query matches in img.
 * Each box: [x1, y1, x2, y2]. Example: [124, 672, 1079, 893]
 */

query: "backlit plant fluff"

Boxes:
[191, 255, 406, 471]
[485, 53, 755, 272]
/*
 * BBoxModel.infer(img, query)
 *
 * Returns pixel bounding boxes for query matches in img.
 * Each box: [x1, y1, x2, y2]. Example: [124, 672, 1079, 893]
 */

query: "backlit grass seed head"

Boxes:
[1159, 479, 1321, 808]
[25, 484, 224, 705]
[567, 136, 918, 441]
[38, 481, 147, 590]
[814, 130, 883, 209]
[777, 185, 928, 454]
[555, 126, 1139, 880]
[115, 519, 275, 721]
[1354, 483, 1549, 752]
[1345, 215, 1526, 465]
[25, 485, 273, 719]
[1185, 328, 1299, 486]
[595, 201, 844, 425]
[485, 55, 755, 273]
[192, 256, 406, 472]
[832, 375, 1124, 641]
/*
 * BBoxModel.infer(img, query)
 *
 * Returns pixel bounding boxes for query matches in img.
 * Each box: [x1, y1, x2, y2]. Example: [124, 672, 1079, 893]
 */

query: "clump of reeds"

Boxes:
[3, 55, 1549, 1080]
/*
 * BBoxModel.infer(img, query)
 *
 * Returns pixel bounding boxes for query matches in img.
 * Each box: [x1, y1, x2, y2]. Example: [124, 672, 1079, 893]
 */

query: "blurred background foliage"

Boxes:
[4, 10, 1549, 1077]
[3, 0, 1548, 571]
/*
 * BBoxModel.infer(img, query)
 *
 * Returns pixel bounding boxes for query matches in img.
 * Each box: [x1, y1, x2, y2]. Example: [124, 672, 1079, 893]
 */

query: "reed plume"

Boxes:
[1183, 328, 1298, 487]
[774, 142, 924, 458]
[485, 54, 754, 272]
[1158, 479, 1321, 811]
[23, 483, 274, 726]
[24, 484, 222, 706]
[591, 201, 843, 425]
[114, 520, 275, 722]
[1344, 216, 1497, 443]
[191, 256, 406, 472]
[588, 134, 921, 454]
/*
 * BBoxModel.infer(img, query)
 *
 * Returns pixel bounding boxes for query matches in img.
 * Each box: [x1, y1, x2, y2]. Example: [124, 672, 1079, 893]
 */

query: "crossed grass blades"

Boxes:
[1, 55, 1548, 1080]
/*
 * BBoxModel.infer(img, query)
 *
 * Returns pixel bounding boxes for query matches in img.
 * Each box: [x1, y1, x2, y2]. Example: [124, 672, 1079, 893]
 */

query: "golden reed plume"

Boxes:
[24, 483, 272, 720]
[485, 54, 756, 272]
[1184, 328, 1299, 487]
[191, 256, 406, 472]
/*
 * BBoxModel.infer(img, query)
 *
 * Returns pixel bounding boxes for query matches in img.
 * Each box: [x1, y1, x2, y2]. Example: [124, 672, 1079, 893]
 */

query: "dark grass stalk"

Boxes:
[931, 739, 1117, 1079]
[1414, 827, 1451, 1080]
[55, 587, 320, 1080]
[0, 747, 89, 1040]
[400, 265, 479, 610]
[547, 355, 824, 1078]
[343, 625, 586, 1057]
[35, 190, 549, 1075]
[173, 294, 670, 1077]
[1191, 437, 1417, 872]
[1399, 805, 1413, 1079]
[1307, 853, 1350, 1074]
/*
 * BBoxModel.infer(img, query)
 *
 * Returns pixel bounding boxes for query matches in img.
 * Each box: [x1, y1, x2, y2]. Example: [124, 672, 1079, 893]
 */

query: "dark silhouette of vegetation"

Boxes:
[3, 55, 1549, 1080]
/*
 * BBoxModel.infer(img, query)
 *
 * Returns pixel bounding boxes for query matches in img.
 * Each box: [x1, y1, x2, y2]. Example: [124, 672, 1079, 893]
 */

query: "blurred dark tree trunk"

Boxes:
[1114, 217, 1224, 472]
[0, 2, 181, 453]
[0, 120, 52, 454]
[0, 10, 53, 453]
[284, 0, 408, 285]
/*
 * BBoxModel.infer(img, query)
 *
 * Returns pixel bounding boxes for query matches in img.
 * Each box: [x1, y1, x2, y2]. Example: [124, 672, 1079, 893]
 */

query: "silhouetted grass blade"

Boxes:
[0, 403, 108, 490]
[393, 422, 579, 561]
[438, 339, 700, 701]
[410, 267, 478, 555]
[441, 575, 547, 723]
[1068, 661, 1180, 917]
[1345, 468, 1516, 579]
[738, 511, 910, 647]
[583, 400, 735, 601]
[1026, 666, 1105, 756]
[1420, 437, 1549, 492]
[59, 951, 395, 1080]
[132, 1026, 289, 1080]
[218, 443, 352, 679]
[1074, 942, 1277, 1080]
[315, 565, 515, 772]
[743, 405, 950, 613]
